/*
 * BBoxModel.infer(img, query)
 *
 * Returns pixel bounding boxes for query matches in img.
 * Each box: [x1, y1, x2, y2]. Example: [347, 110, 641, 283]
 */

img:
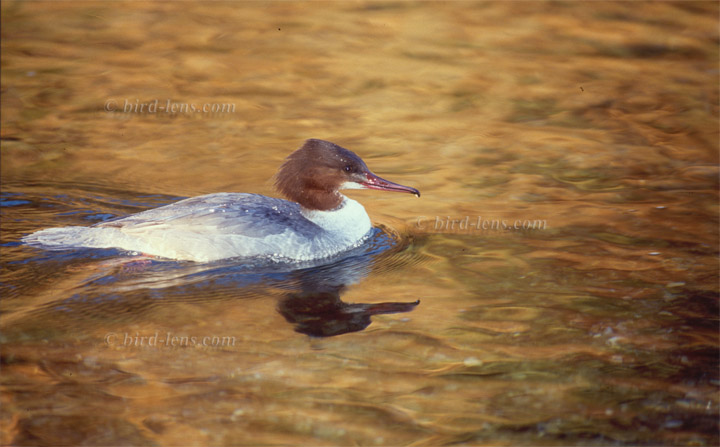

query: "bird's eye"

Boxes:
[344, 165, 353, 172]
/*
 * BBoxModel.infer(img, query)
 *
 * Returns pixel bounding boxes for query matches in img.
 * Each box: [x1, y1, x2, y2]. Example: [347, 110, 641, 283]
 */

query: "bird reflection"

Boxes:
[275, 240, 420, 337]
[278, 283, 419, 337]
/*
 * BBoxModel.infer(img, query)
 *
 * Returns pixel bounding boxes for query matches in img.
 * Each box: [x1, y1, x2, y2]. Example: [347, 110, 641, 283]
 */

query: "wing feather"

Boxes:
[97, 193, 318, 238]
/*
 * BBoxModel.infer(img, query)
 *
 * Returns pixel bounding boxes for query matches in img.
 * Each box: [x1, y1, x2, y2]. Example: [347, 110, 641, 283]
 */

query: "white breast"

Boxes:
[301, 196, 371, 245]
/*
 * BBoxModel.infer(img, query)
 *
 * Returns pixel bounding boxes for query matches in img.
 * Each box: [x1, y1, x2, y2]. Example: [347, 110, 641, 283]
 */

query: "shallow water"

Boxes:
[1, 2, 718, 446]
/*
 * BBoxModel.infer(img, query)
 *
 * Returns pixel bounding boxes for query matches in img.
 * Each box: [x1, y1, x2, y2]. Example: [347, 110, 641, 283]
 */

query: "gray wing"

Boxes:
[96, 193, 320, 239]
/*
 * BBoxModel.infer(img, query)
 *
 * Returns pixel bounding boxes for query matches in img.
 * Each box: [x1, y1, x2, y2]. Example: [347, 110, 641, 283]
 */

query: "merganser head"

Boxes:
[275, 139, 420, 211]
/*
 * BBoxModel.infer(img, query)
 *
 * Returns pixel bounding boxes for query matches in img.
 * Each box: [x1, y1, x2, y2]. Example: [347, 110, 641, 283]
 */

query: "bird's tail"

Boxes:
[22, 226, 102, 250]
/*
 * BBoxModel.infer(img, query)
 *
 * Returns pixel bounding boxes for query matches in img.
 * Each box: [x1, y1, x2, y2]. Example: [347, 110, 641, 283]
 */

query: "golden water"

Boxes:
[1, 2, 718, 446]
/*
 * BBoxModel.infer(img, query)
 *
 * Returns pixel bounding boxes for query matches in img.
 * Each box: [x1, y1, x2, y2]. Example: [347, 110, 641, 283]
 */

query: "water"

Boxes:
[1, 2, 718, 446]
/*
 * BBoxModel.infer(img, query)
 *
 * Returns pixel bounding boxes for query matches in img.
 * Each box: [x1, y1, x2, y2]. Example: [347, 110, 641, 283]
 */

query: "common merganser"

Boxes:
[23, 139, 420, 263]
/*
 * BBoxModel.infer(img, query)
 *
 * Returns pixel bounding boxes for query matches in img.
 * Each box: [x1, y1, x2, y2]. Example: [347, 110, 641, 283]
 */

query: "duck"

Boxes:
[23, 139, 420, 262]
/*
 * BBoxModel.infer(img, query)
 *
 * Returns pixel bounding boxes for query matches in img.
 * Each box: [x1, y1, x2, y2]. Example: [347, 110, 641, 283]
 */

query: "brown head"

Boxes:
[275, 139, 420, 211]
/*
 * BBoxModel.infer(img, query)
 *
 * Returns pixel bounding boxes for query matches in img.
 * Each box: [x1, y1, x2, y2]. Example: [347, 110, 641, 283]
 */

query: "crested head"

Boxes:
[275, 139, 420, 211]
